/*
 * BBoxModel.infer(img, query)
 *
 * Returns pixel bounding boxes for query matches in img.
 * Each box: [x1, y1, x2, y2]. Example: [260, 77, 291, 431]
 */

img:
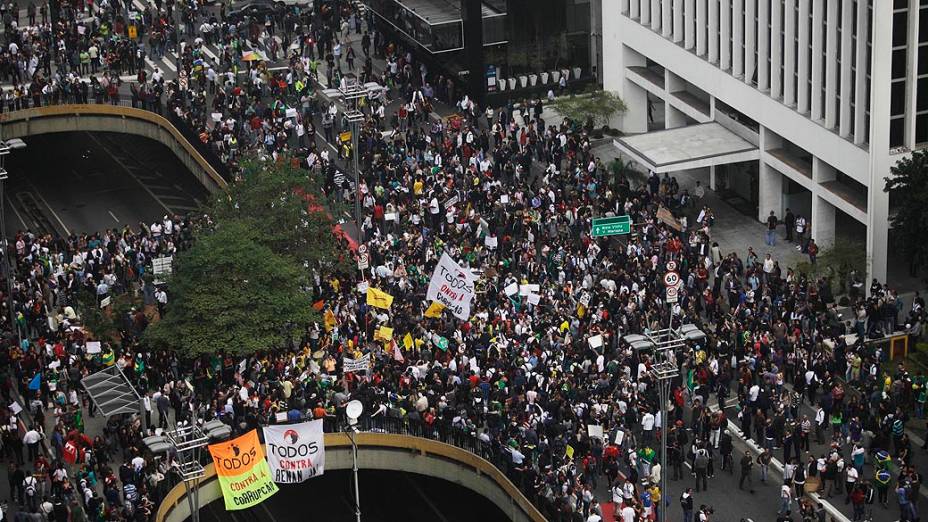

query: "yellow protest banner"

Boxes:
[375, 326, 394, 341]
[366, 288, 394, 309]
[323, 310, 336, 332]
[565, 445, 575, 459]
[559, 320, 569, 332]
[424, 301, 445, 318]
[208, 430, 278, 510]
[402, 333, 413, 350]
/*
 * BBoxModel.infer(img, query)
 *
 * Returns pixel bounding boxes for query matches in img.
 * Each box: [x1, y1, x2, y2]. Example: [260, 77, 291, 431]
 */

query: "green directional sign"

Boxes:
[592, 215, 632, 237]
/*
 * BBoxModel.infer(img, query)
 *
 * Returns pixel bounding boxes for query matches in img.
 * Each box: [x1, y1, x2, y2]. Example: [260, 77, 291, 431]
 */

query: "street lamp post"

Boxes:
[0, 137, 26, 347]
[336, 79, 372, 243]
[346, 400, 364, 522]
[649, 360, 678, 522]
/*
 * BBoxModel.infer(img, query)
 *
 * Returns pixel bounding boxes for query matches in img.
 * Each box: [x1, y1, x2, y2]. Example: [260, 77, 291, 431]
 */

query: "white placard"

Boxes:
[588, 334, 603, 349]
[264, 420, 326, 483]
[426, 253, 477, 320]
[504, 283, 518, 296]
[588, 424, 604, 440]
[86, 341, 102, 354]
[443, 195, 459, 208]
[527, 293, 540, 305]
[343, 353, 371, 373]
[579, 291, 591, 307]
[99, 296, 111, 308]
[275, 412, 288, 422]
[357, 281, 370, 293]
[285, 108, 298, 119]
[614, 429, 625, 446]
[9, 401, 22, 415]
[500, 194, 509, 204]
[484, 235, 498, 249]
[384, 213, 397, 222]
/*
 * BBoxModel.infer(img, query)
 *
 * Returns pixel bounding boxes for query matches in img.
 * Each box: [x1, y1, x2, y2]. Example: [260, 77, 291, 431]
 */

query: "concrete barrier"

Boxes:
[155, 432, 546, 522]
[0, 104, 227, 192]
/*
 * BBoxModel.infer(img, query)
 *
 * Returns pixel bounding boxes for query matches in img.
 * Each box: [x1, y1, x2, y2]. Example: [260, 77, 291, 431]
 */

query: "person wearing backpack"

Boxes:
[23, 470, 38, 510]
[694, 446, 709, 492]
[681, 488, 694, 522]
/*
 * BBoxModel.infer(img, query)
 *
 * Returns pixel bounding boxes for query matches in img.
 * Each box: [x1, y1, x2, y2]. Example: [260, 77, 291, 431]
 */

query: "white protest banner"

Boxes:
[503, 283, 518, 296]
[588, 334, 603, 349]
[9, 401, 22, 415]
[264, 420, 325, 483]
[587, 425, 604, 441]
[86, 341, 102, 355]
[527, 293, 541, 305]
[426, 253, 477, 320]
[343, 353, 371, 374]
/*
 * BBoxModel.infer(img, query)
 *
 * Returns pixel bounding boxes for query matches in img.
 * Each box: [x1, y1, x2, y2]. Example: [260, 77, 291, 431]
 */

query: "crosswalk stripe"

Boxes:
[200, 45, 219, 63]
[160, 55, 177, 72]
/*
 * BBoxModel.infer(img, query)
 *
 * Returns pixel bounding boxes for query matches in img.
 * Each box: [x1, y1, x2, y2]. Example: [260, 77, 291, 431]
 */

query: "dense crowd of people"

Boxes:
[0, 1, 927, 522]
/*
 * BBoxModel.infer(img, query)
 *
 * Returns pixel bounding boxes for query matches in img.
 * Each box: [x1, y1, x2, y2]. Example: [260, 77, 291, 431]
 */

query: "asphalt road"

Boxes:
[2, 131, 209, 238]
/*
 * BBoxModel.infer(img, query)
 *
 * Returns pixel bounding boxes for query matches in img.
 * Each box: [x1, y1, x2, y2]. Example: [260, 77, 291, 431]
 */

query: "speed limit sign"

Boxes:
[666, 260, 678, 272]
[358, 244, 368, 255]
[666, 285, 679, 303]
[663, 271, 680, 287]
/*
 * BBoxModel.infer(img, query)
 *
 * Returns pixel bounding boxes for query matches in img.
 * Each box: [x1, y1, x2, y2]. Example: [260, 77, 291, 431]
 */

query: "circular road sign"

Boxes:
[663, 271, 680, 287]
[666, 260, 678, 272]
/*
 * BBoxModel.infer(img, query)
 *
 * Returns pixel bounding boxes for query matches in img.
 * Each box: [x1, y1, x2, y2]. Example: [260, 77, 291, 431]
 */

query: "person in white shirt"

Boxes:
[620, 504, 636, 522]
[641, 411, 655, 443]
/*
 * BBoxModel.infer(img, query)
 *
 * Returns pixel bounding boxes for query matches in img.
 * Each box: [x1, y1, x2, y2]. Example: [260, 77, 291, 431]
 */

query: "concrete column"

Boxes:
[651, 0, 662, 31]
[666, 104, 688, 128]
[797, 0, 810, 114]
[696, 0, 707, 56]
[721, 0, 731, 70]
[673, 0, 684, 42]
[824, 0, 838, 129]
[663, 0, 673, 37]
[838, 0, 854, 137]
[685, 0, 696, 49]
[759, 127, 784, 221]
[631, 0, 639, 19]
[811, 0, 824, 121]
[757, 0, 768, 90]
[770, 0, 782, 98]
[708, 0, 719, 62]
[640, 0, 650, 25]
[621, 0, 630, 15]
[904, 0, 920, 148]
[709, 165, 718, 190]
[867, 2, 892, 285]
[619, 46, 650, 133]
[812, 195, 837, 249]
[733, 0, 744, 77]
[853, 0, 869, 145]
[744, 0, 756, 84]
[784, 0, 797, 106]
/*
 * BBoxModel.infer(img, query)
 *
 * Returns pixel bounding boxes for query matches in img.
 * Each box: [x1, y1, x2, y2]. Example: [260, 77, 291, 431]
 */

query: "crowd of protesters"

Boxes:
[0, 1, 927, 522]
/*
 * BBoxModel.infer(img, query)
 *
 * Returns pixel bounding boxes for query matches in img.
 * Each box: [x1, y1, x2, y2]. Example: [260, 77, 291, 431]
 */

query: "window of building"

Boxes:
[890, 116, 905, 147]
[916, 114, 928, 145]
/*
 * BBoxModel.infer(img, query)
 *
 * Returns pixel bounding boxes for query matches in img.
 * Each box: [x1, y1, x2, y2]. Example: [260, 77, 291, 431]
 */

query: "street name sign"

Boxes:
[591, 215, 632, 237]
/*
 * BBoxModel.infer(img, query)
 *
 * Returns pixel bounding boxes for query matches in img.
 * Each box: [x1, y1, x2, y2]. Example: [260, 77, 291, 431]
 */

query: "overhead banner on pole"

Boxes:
[426, 253, 477, 320]
[208, 430, 278, 511]
[263, 420, 326, 483]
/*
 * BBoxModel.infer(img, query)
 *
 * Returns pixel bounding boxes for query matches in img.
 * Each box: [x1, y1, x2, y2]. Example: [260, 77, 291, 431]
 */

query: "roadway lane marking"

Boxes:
[27, 182, 70, 237]
[160, 55, 177, 73]
[108, 210, 120, 223]
[84, 132, 174, 215]
[6, 196, 29, 230]
[200, 45, 219, 62]
[131, 0, 145, 11]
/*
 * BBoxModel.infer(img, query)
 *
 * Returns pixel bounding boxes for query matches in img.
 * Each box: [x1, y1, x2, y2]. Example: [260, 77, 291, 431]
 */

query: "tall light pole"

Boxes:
[0, 137, 26, 347]
[337, 78, 372, 243]
[346, 400, 364, 522]
[649, 360, 678, 522]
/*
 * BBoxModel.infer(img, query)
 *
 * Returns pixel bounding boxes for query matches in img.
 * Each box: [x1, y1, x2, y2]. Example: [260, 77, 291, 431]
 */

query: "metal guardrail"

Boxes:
[0, 103, 229, 189]
[155, 417, 547, 522]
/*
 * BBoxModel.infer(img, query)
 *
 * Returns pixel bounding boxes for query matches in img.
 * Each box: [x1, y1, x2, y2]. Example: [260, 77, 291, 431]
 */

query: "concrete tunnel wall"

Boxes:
[0, 105, 226, 194]
[157, 433, 545, 522]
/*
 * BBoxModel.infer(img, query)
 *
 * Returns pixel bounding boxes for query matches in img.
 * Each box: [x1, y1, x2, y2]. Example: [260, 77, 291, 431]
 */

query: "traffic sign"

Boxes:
[663, 271, 680, 287]
[358, 244, 368, 255]
[591, 215, 632, 237]
[357, 253, 370, 270]
[666, 286, 679, 303]
[666, 260, 678, 272]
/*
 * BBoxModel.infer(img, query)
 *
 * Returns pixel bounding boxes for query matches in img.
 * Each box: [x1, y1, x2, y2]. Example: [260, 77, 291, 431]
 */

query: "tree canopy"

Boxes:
[549, 90, 628, 129]
[885, 150, 928, 277]
[142, 158, 347, 356]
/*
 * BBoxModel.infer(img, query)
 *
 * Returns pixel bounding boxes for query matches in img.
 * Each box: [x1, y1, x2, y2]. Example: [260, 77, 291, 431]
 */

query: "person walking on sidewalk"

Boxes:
[694, 446, 709, 492]
[681, 488, 694, 522]
[739, 451, 755, 493]
[765, 211, 778, 246]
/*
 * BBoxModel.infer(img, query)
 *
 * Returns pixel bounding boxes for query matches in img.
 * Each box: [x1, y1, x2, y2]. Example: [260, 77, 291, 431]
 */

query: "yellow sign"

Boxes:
[424, 301, 445, 318]
[128, 25, 138, 39]
[208, 430, 278, 511]
[403, 333, 413, 350]
[366, 288, 394, 309]
[339, 131, 352, 143]
[375, 326, 394, 341]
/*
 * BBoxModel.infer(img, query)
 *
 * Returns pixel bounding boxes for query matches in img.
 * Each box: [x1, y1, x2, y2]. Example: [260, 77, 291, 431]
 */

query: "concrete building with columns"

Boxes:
[603, 0, 928, 284]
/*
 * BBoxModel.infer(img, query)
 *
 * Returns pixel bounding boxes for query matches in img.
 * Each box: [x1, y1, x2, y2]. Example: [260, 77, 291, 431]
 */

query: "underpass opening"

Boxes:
[3, 131, 209, 238]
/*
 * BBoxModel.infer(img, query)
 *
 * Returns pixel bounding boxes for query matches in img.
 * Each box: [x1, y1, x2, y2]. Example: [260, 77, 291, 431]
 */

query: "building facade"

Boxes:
[604, 0, 928, 284]
[363, 0, 593, 103]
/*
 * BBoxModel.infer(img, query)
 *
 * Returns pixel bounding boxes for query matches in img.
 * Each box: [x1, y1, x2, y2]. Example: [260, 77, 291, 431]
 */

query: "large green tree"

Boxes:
[143, 157, 347, 356]
[143, 221, 312, 356]
[210, 159, 346, 268]
[885, 150, 928, 277]
[550, 89, 628, 130]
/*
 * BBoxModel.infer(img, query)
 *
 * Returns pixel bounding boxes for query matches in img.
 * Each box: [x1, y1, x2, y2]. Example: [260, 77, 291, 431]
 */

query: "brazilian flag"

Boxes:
[101, 350, 115, 367]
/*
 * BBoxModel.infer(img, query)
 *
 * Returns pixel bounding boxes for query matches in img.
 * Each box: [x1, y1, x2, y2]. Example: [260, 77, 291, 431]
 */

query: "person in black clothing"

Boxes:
[739, 451, 755, 492]
[719, 432, 734, 473]
[784, 208, 795, 241]
[9, 462, 25, 504]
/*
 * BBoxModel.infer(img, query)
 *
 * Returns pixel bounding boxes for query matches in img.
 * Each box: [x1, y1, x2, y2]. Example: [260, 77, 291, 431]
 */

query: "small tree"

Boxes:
[885, 150, 928, 278]
[142, 221, 313, 356]
[550, 89, 628, 131]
